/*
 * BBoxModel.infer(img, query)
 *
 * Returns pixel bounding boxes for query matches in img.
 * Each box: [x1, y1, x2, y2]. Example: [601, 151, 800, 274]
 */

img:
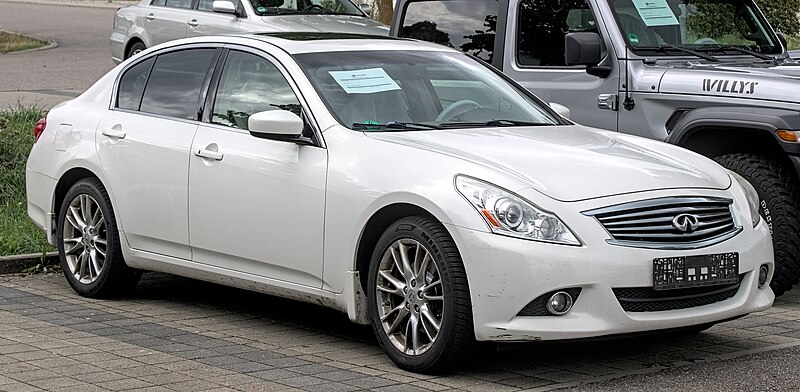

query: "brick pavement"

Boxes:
[1, 272, 799, 392]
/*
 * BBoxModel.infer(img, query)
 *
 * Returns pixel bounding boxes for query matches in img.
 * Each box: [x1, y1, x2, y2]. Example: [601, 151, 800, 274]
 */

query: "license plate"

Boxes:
[652, 252, 739, 290]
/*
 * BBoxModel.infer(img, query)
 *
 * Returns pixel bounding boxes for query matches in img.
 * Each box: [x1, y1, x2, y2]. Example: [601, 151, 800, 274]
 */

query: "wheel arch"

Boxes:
[52, 167, 106, 236]
[124, 36, 145, 60]
[354, 202, 439, 293]
[667, 106, 800, 180]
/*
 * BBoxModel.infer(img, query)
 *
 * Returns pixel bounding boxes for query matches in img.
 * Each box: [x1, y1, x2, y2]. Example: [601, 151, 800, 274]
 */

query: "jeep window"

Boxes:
[398, 0, 498, 62]
[516, 0, 597, 66]
[611, 0, 781, 55]
[295, 50, 562, 130]
[249, 0, 364, 16]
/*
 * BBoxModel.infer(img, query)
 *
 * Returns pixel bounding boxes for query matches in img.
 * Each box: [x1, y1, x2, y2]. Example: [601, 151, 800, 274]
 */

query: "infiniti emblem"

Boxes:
[672, 213, 700, 233]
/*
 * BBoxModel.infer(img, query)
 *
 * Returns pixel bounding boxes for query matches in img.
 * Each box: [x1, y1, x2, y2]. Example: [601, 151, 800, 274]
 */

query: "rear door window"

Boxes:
[139, 48, 217, 119]
[398, 0, 498, 62]
[116, 57, 155, 111]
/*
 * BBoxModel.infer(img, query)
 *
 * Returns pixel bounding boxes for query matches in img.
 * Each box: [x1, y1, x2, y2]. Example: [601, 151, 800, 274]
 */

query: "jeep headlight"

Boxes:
[455, 176, 580, 245]
[728, 170, 760, 227]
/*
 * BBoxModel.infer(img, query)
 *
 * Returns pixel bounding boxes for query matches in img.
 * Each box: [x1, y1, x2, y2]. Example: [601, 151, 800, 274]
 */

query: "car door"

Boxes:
[185, 0, 244, 37]
[188, 48, 327, 287]
[96, 47, 219, 260]
[502, 0, 620, 130]
[144, 0, 194, 45]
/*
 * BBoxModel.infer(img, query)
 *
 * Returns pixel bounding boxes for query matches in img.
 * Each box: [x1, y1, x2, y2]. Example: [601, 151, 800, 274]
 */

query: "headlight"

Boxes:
[455, 176, 581, 245]
[728, 170, 760, 227]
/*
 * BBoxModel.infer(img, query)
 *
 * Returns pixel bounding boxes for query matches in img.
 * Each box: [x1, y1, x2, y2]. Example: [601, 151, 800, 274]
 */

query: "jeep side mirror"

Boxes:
[777, 32, 788, 50]
[565, 32, 612, 78]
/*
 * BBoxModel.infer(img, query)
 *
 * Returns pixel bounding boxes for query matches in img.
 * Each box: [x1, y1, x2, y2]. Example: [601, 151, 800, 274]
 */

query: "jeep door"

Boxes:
[501, 0, 619, 130]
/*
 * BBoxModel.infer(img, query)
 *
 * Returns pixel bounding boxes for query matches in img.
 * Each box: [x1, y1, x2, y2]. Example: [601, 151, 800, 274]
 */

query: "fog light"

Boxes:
[546, 291, 573, 315]
[758, 264, 769, 288]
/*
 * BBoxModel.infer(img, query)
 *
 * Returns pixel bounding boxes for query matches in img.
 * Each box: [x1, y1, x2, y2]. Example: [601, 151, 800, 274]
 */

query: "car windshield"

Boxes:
[249, 0, 364, 16]
[294, 50, 562, 131]
[611, 0, 782, 56]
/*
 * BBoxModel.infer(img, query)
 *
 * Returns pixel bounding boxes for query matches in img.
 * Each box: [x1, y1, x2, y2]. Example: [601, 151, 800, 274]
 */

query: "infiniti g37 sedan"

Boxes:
[110, 0, 388, 63]
[27, 33, 774, 372]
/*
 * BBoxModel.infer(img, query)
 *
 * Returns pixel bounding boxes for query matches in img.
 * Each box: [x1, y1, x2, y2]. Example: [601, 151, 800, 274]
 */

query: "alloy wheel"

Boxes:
[62, 194, 107, 284]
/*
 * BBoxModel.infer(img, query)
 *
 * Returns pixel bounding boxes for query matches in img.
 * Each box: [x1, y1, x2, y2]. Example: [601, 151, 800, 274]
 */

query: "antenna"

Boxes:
[623, 43, 635, 111]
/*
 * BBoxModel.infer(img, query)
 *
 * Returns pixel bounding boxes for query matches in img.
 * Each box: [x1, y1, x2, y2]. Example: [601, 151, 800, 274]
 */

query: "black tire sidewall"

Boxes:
[56, 180, 122, 297]
[367, 217, 462, 372]
[126, 42, 146, 59]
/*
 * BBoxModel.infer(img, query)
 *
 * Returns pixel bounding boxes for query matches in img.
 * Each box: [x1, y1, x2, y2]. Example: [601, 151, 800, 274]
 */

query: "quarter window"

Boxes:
[165, 0, 193, 8]
[516, 0, 597, 66]
[211, 51, 302, 130]
[399, 0, 498, 63]
[139, 49, 217, 119]
[117, 57, 155, 111]
[150, 0, 167, 5]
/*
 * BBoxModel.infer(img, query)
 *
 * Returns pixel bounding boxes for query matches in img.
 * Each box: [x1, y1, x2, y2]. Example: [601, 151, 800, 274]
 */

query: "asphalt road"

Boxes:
[0, 1, 117, 102]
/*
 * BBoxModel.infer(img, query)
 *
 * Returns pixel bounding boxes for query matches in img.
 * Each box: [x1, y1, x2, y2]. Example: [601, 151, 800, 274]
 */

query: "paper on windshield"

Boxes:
[328, 68, 401, 94]
[631, 0, 679, 27]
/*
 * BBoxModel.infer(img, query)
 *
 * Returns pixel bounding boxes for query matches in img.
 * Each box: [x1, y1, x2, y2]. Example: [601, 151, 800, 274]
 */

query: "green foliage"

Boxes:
[757, 0, 800, 34]
[0, 103, 55, 256]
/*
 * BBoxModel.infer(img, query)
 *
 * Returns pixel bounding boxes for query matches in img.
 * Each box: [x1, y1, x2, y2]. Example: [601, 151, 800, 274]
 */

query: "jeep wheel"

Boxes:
[715, 154, 800, 296]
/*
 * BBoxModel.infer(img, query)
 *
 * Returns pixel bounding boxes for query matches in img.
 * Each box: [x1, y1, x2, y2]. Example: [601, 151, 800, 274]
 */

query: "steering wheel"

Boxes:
[302, 4, 329, 12]
[435, 100, 483, 122]
[693, 37, 718, 45]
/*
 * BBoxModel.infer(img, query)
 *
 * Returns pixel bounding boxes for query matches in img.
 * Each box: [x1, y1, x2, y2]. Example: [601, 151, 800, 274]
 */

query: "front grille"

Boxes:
[583, 197, 740, 249]
[613, 274, 744, 312]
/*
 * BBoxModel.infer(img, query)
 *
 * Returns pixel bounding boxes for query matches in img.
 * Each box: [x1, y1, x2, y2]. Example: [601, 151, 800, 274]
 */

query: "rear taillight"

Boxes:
[33, 117, 46, 143]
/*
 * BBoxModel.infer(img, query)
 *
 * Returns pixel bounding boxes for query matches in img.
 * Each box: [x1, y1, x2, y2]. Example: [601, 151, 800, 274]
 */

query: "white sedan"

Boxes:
[27, 33, 774, 372]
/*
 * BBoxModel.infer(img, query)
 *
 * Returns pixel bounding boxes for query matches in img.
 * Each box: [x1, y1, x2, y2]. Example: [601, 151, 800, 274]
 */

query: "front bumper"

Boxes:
[446, 192, 774, 342]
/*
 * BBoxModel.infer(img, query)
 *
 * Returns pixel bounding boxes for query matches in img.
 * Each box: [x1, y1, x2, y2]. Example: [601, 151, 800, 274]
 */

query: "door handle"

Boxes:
[195, 149, 223, 161]
[145, 13, 155, 21]
[101, 128, 126, 139]
[187, 19, 199, 27]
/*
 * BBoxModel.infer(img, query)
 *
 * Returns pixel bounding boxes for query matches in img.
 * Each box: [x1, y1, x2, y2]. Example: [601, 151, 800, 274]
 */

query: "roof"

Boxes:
[234, 32, 456, 55]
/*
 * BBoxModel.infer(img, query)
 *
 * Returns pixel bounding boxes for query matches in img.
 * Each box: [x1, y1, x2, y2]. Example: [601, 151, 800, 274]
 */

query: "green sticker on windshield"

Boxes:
[627, 33, 640, 46]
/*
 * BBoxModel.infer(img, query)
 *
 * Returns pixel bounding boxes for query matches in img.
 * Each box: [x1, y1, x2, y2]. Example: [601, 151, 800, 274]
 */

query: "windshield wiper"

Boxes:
[439, 119, 550, 128]
[694, 45, 775, 61]
[635, 45, 719, 62]
[351, 121, 441, 131]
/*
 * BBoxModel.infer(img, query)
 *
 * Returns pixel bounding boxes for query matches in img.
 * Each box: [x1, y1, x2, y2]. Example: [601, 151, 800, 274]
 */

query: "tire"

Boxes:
[56, 178, 141, 298]
[715, 154, 800, 296]
[367, 216, 474, 373]
[126, 41, 146, 59]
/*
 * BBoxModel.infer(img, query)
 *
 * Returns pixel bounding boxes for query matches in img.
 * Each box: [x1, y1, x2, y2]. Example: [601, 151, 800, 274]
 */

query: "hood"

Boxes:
[259, 15, 389, 35]
[656, 59, 800, 104]
[365, 125, 731, 202]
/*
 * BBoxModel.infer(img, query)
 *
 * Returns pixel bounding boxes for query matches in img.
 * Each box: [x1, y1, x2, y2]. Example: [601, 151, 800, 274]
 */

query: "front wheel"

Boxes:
[57, 178, 141, 298]
[367, 216, 474, 373]
[715, 154, 800, 296]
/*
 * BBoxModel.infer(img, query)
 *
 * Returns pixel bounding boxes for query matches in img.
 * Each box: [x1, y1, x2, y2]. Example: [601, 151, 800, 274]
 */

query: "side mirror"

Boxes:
[359, 3, 372, 17]
[248, 110, 311, 144]
[549, 102, 570, 119]
[565, 32, 612, 78]
[212, 0, 237, 15]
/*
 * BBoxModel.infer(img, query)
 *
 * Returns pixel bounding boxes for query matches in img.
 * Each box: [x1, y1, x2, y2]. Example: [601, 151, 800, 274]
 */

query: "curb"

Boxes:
[2, 40, 60, 56]
[0, 252, 59, 274]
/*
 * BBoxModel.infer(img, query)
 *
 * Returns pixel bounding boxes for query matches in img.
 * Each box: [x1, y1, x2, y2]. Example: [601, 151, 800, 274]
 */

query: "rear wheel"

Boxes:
[57, 178, 141, 298]
[715, 154, 800, 296]
[126, 41, 146, 59]
[367, 216, 474, 373]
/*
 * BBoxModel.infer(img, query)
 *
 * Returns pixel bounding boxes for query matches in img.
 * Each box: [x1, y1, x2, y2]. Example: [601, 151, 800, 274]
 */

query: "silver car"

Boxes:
[110, 0, 388, 63]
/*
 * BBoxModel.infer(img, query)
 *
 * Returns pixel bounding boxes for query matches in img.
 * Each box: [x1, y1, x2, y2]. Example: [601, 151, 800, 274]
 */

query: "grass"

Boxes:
[0, 30, 46, 54]
[785, 34, 800, 51]
[0, 104, 55, 256]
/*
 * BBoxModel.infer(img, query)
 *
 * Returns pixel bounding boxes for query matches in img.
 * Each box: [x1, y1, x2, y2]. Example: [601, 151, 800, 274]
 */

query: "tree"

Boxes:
[757, 0, 800, 34]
